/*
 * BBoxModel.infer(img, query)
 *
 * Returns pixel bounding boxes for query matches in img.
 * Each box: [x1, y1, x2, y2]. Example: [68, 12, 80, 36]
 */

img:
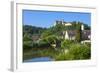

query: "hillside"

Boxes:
[23, 25, 47, 36]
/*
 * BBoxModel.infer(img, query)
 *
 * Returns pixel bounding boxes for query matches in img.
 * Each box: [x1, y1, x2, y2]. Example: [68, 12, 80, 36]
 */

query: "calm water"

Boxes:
[24, 57, 54, 62]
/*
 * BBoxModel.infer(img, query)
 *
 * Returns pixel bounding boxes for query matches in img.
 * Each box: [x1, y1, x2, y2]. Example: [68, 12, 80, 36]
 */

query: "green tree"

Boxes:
[41, 29, 53, 38]
[71, 21, 82, 42]
[23, 33, 32, 41]
[43, 35, 57, 45]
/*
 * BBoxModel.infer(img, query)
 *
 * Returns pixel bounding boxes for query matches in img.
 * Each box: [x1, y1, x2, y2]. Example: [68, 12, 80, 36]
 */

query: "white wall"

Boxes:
[0, 0, 100, 73]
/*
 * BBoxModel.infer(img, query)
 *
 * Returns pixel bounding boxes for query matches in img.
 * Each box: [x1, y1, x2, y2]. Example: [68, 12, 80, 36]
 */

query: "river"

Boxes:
[24, 57, 54, 62]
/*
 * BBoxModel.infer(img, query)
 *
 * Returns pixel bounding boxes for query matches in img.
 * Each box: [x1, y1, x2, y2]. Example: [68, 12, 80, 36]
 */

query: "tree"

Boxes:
[23, 25, 47, 36]
[23, 33, 32, 41]
[53, 24, 65, 35]
[43, 35, 57, 45]
[23, 41, 33, 50]
[41, 29, 53, 39]
[84, 24, 90, 30]
[71, 21, 82, 42]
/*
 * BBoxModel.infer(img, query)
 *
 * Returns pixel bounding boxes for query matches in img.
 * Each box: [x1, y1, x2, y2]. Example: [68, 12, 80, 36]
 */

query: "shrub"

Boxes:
[55, 53, 67, 60]
[61, 40, 72, 50]
[55, 43, 91, 60]
[23, 41, 33, 50]
[38, 40, 50, 48]
[66, 44, 91, 60]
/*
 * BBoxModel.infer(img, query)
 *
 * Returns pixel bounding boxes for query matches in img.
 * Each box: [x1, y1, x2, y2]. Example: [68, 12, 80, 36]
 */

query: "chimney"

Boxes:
[81, 24, 84, 30]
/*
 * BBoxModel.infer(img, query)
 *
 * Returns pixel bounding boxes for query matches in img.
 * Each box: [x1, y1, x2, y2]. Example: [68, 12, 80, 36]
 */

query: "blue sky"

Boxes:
[23, 10, 91, 28]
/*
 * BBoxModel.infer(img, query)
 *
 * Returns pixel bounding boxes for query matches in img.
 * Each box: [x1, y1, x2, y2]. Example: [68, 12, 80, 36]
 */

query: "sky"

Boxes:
[23, 10, 91, 28]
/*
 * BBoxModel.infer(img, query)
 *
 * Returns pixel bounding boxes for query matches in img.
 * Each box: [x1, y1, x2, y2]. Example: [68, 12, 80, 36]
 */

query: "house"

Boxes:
[81, 30, 91, 43]
[65, 30, 76, 40]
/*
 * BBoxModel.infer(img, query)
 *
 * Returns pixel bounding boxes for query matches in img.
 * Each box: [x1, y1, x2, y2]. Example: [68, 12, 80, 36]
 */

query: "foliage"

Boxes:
[55, 43, 91, 60]
[76, 30, 81, 42]
[41, 24, 65, 39]
[23, 32, 33, 51]
[67, 44, 91, 60]
[61, 40, 72, 50]
[72, 22, 82, 42]
[23, 25, 47, 36]
[37, 40, 50, 48]
[41, 29, 53, 38]
[84, 24, 90, 30]
[23, 41, 33, 50]
[44, 35, 57, 44]
[52, 24, 65, 36]
[23, 33, 32, 41]
[71, 21, 90, 30]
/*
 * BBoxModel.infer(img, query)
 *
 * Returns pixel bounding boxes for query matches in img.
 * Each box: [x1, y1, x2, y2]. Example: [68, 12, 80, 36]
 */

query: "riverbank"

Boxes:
[23, 43, 91, 62]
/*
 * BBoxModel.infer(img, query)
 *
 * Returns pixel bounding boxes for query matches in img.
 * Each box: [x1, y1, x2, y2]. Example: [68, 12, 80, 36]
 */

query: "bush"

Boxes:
[23, 41, 33, 50]
[55, 43, 91, 60]
[38, 40, 50, 48]
[66, 44, 91, 60]
[61, 40, 72, 50]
